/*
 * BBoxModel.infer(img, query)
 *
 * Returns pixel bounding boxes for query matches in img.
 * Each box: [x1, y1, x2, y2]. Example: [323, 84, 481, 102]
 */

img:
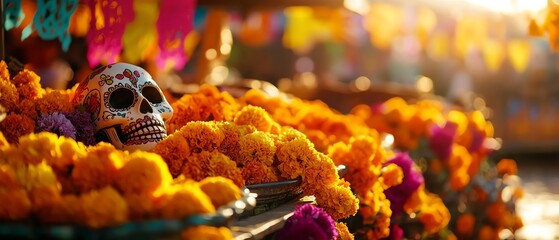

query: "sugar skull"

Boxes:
[73, 63, 173, 151]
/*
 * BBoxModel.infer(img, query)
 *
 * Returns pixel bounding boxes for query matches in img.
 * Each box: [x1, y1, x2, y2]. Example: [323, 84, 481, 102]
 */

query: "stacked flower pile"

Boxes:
[155, 104, 359, 220]
[0, 131, 240, 229]
[352, 97, 523, 239]
[238, 89, 451, 239]
[0, 61, 95, 145]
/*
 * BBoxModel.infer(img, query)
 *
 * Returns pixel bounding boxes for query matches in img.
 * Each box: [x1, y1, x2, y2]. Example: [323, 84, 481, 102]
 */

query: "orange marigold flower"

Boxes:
[124, 193, 155, 220]
[152, 130, 191, 177]
[447, 144, 472, 172]
[181, 225, 233, 240]
[16, 99, 38, 120]
[335, 222, 354, 240]
[28, 185, 62, 213]
[0, 113, 35, 144]
[450, 169, 470, 191]
[79, 186, 128, 228]
[216, 122, 256, 162]
[275, 136, 314, 180]
[381, 163, 403, 189]
[0, 164, 19, 189]
[71, 142, 126, 193]
[35, 194, 81, 224]
[302, 153, 339, 195]
[115, 151, 173, 195]
[12, 69, 44, 101]
[237, 131, 276, 166]
[182, 150, 245, 187]
[314, 179, 359, 220]
[167, 85, 240, 133]
[486, 201, 507, 224]
[0, 132, 8, 148]
[417, 194, 451, 234]
[234, 105, 280, 133]
[35, 89, 74, 115]
[497, 158, 518, 175]
[199, 176, 241, 209]
[155, 180, 216, 219]
[56, 136, 87, 170]
[478, 225, 498, 240]
[0, 77, 18, 112]
[455, 213, 475, 236]
[403, 184, 428, 214]
[181, 121, 225, 153]
[241, 160, 281, 185]
[0, 188, 31, 220]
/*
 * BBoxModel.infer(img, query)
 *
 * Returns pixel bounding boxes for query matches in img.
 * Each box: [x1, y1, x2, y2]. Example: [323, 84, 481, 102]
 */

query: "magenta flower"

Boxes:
[36, 112, 77, 139]
[276, 204, 338, 240]
[383, 224, 404, 240]
[384, 152, 424, 217]
[468, 128, 485, 152]
[428, 121, 457, 160]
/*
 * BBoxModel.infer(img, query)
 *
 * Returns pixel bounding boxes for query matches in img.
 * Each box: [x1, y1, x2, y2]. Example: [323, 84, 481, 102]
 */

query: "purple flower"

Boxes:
[276, 204, 338, 240]
[36, 112, 77, 139]
[428, 121, 457, 160]
[469, 128, 485, 152]
[384, 152, 424, 217]
[63, 109, 96, 145]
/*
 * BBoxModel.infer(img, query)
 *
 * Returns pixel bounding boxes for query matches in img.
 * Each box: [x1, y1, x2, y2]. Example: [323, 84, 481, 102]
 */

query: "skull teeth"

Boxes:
[125, 132, 168, 145]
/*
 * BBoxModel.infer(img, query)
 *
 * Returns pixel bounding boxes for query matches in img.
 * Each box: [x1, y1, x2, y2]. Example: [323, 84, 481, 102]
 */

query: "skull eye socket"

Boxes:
[142, 86, 163, 104]
[109, 88, 135, 109]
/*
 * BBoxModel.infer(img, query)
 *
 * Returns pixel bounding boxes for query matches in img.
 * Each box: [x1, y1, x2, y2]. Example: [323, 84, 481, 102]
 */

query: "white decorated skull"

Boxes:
[72, 63, 173, 151]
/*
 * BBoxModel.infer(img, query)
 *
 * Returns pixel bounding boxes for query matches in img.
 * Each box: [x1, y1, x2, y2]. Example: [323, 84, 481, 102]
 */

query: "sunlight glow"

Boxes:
[460, 0, 547, 14]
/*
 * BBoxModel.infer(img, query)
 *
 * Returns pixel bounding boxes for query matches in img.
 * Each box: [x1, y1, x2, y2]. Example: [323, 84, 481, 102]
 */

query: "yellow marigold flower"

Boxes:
[71, 142, 126, 193]
[0, 164, 19, 189]
[497, 158, 518, 175]
[16, 161, 59, 191]
[237, 131, 276, 166]
[417, 194, 451, 234]
[181, 225, 233, 240]
[0, 61, 8, 82]
[0, 113, 35, 144]
[329, 135, 377, 170]
[199, 176, 241, 209]
[0, 188, 31, 220]
[35, 89, 74, 115]
[278, 127, 307, 142]
[455, 213, 475, 236]
[314, 179, 359, 220]
[0, 132, 8, 148]
[0, 76, 19, 112]
[241, 160, 281, 185]
[57, 136, 87, 170]
[182, 150, 245, 187]
[364, 211, 391, 239]
[447, 110, 468, 139]
[12, 69, 44, 101]
[156, 180, 216, 219]
[115, 151, 173, 195]
[384, 97, 412, 125]
[79, 186, 128, 228]
[478, 225, 498, 240]
[124, 193, 154, 220]
[153, 130, 191, 177]
[182, 121, 225, 153]
[335, 222, 354, 240]
[17, 132, 61, 165]
[447, 144, 472, 172]
[381, 163, 403, 189]
[216, 122, 256, 162]
[234, 105, 279, 133]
